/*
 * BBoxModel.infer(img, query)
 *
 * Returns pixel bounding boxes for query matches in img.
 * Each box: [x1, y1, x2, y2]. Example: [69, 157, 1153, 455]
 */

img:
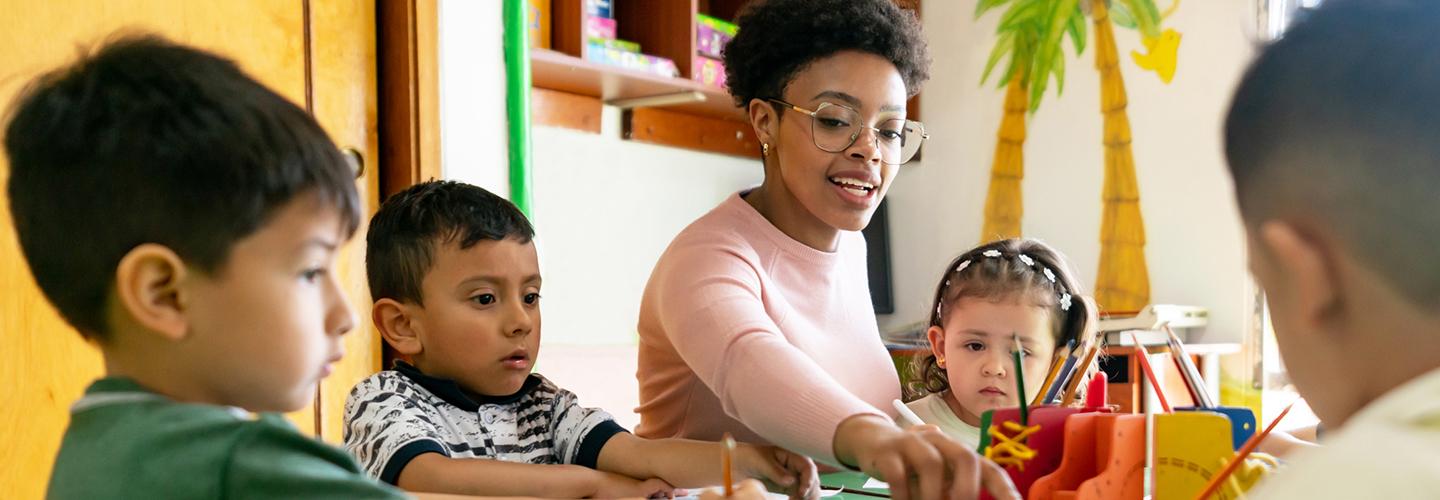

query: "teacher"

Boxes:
[634, 1, 1016, 499]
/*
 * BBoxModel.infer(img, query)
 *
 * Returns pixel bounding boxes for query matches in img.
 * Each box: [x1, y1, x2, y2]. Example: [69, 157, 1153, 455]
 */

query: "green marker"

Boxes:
[1013, 334, 1028, 425]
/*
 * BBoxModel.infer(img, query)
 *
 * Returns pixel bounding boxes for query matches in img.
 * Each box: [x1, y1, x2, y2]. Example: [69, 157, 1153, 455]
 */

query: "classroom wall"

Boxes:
[879, 0, 1261, 344]
[437, 0, 511, 195]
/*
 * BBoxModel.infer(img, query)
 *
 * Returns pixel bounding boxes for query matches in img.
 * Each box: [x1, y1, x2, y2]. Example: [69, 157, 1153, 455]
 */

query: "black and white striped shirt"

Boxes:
[343, 362, 626, 484]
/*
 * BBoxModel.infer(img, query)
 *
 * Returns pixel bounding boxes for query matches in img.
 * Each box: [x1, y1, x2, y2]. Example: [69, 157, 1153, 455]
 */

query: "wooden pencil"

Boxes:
[722, 433, 735, 497]
[1059, 342, 1102, 406]
[1193, 402, 1295, 500]
[1033, 339, 1075, 406]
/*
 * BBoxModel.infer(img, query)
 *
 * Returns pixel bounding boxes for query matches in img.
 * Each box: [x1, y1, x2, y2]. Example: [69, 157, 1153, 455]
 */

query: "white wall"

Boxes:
[530, 115, 762, 345]
[878, 0, 1261, 343]
[437, 0, 513, 196]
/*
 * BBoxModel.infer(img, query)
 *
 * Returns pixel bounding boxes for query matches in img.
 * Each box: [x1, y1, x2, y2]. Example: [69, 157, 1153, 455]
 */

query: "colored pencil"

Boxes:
[1013, 334, 1029, 425]
[1164, 324, 1215, 408]
[1129, 332, 1172, 413]
[1059, 342, 1102, 406]
[1193, 402, 1295, 500]
[1033, 339, 1075, 406]
[1044, 354, 1079, 404]
[722, 433, 735, 496]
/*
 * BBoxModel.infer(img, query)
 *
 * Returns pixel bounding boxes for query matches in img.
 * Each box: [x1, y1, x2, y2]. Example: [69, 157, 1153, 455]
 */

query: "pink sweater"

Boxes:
[634, 192, 900, 464]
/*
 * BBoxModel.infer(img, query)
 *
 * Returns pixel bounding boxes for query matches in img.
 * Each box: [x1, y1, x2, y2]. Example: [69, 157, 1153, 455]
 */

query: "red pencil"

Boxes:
[1194, 402, 1296, 500]
[1129, 332, 1172, 413]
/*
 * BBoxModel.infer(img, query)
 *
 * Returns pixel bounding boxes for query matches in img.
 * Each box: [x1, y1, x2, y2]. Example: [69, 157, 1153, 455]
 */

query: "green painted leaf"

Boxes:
[976, 0, 1013, 18]
[1052, 46, 1066, 94]
[1026, 0, 1078, 110]
[1028, 62, 1050, 112]
[999, 53, 1020, 88]
[981, 32, 1017, 85]
[1139, 0, 1163, 26]
[998, 0, 1046, 32]
[1119, 0, 1161, 38]
[1110, 2, 1138, 29]
[1067, 6, 1087, 55]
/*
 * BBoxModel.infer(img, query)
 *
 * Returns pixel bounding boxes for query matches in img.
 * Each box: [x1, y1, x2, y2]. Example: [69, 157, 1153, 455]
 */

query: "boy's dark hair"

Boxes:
[3, 34, 360, 340]
[366, 180, 534, 305]
[1225, 0, 1440, 307]
[914, 238, 1091, 396]
[723, 0, 930, 108]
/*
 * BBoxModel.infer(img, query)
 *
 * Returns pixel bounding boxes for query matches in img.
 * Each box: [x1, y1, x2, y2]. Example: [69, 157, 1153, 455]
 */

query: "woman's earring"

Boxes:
[937, 357, 946, 368]
[761, 142, 770, 157]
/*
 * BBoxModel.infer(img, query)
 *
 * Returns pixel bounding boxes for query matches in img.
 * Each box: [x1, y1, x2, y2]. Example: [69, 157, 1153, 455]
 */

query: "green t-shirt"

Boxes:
[47, 378, 408, 500]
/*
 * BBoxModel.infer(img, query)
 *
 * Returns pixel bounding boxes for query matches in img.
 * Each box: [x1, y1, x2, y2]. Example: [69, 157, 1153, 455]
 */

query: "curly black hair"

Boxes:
[722, 0, 930, 108]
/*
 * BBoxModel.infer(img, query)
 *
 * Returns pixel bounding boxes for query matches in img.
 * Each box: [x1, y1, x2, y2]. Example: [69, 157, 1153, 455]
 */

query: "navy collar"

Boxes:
[393, 361, 542, 411]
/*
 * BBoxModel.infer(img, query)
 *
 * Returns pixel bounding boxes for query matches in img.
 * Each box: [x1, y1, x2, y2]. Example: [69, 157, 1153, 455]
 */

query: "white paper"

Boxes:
[862, 477, 891, 490]
[674, 487, 844, 499]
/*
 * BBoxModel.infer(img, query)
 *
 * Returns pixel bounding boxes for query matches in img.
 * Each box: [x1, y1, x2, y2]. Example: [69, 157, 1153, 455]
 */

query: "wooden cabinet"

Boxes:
[0, 2, 382, 496]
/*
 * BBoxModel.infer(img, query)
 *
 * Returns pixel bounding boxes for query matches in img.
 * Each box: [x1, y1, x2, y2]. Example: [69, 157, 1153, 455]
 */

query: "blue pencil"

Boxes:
[1044, 353, 1079, 404]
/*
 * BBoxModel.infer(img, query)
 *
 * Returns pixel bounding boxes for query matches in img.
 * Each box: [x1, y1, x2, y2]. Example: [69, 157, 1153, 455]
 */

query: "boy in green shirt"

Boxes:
[3, 35, 404, 499]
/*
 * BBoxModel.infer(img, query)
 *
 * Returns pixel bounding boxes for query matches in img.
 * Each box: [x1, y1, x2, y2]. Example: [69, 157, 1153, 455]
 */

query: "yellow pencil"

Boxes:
[721, 433, 735, 497]
[1059, 342, 1102, 406]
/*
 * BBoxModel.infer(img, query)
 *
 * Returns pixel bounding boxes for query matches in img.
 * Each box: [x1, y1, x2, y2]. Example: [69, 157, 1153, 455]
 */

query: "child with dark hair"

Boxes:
[907, 239, 1094, 449]
[1224, 0, 1440, 497]
[344, 180, 818, 499]
[4, 35, 404, 498]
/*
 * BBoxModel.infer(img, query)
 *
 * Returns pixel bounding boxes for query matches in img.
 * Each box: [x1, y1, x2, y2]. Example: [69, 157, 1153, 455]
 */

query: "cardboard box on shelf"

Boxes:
[692, 55, 726, 88]
[527, 0, 550, 49]
[583, 0, 612, 19]
[584, 40, 680, 79]
[584, 15, 616, 41]
[696, 13, 738, 59]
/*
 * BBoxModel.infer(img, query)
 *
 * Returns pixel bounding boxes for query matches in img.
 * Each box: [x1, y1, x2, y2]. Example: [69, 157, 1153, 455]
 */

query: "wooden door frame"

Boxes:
[378, 0, 442, 199]
[376, 0, 441, 369]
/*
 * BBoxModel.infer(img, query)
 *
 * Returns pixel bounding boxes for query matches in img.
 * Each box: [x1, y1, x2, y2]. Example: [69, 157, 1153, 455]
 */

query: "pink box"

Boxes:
[584, 16, 616, 40]
[692, 56, 726, 88]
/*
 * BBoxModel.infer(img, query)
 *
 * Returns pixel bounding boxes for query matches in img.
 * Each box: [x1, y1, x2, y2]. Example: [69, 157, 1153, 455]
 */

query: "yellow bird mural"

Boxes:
[1132, 28, 1182, 83]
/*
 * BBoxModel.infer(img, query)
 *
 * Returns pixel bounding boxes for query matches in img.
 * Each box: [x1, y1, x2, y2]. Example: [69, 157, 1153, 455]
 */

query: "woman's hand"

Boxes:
[833, 414, 1019, 500]
[734, 444, 819, 499]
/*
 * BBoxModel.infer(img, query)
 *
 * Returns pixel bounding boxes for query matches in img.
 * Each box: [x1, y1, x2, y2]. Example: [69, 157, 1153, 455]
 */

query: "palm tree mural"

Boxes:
[976, 0, 1088, 241]
[977, 0, 1180, 313]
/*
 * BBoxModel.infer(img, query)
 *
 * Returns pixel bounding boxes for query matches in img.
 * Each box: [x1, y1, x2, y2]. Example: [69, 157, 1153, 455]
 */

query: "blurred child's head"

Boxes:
[1225, 0, 1440, 425]
[367, 180, 539, 398]
[3, 35, 361, 412]
[915, 239, 1089, 425]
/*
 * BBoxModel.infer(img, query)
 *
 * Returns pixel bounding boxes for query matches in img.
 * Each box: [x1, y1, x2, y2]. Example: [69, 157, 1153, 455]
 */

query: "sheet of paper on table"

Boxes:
[675, 487, 845, 499]
[862, 477, 890, 490]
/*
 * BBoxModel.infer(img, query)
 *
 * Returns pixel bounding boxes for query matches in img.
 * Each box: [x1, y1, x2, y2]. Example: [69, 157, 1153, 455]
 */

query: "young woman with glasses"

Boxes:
[635, 1, 1017, 498]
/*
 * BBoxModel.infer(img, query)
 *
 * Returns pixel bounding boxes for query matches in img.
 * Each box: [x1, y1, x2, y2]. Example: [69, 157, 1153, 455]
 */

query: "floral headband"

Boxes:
[935, 249, 1073, 322]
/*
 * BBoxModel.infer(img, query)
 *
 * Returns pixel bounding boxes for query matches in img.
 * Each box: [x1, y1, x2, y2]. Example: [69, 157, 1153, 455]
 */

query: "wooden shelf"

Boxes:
[530, 0, 921, 158]
[531, 48, 742, 120]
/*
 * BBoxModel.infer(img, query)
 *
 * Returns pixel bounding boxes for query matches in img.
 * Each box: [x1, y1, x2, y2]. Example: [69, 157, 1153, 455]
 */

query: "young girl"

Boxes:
[906, 238, 1096, 449]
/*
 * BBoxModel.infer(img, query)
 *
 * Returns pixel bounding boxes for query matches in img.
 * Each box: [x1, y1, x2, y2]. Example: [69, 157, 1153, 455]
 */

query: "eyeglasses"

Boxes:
[768, 98, 928, 165]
